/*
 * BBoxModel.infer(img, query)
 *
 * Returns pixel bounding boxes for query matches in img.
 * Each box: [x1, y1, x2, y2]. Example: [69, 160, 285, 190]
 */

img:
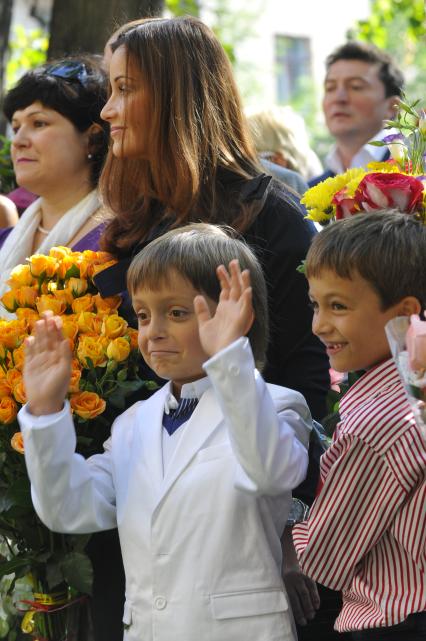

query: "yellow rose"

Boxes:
[76, 311, 97, 334]
[13, 379, 26, 404]
[16, 286, 38, 309]
[0, 397, 18, 424]
[1, 290, 19, 313]
[72, 295, 94, 314]
[36, 295, 67, 316]
[16, 308, 40, 331]
[0, 379, 12, 398]
[8, 264, 35, 288]
[70, 391, 106, 419]
[126, 328, 139, 351]
[49, 246, 72, 260]
[93, 293, 122, 316]
[11, 432, 24, 454]
[101, 314, 128, 339]
[66, 277, 88, 297]
[69, 368, 82, 393]
[107, 337, 131, 362]
[52, 288, 74, 308]
[77, 335, 108, 368]
[0, 321, 26, 350]
[28, 255, 58, 278]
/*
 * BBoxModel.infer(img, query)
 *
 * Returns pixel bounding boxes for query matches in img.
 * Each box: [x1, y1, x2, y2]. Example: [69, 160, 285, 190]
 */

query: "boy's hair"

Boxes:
[127, 223, 269, 369]
[306, 211, 426, 311]
[326, 41, 404, 98]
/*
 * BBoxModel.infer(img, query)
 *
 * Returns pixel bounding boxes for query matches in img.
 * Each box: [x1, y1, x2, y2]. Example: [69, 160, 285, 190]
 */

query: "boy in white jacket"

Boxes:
[19, 223, 312, 641]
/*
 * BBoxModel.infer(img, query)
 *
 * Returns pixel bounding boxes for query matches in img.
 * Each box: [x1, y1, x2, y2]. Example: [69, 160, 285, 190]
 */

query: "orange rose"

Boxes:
[0, 379, 12, 398]
[0, 397, 18, 424]
[16, 286, 38, 309]
[36, 295, 67, 316]
[76, 312, 97, 334]
[66, 277, 88, 297]
[107, 337, 131, 362]
[93, 293, 122, 316]
[57, 255, 81, 280]
[101, 314, 128, 339]
[49, 246, 72, 260]
[16, 308, 40, 330]
[13, 379, 26, 404]
[61, 317, 79, 341]
[70, 391, 106, 419]
[52, 288, 74, 308]
[76, 335, 108, 368]
[126, 328, 139, 351]
[72, 295, 94, 314]
[6, 369, 22, 390]
[69, 369, 82, 393]
[28, 255, 58, 278]
[11, 432, 24, 454]
[1, 290, 19, 313]
[10, 344, 25, 371]
[89, 259, 118, 280]
[7, 264, 35, 288]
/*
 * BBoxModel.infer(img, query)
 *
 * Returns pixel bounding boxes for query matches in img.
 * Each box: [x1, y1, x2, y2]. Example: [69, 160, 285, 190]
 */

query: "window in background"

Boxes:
[275, 35, 311, 104]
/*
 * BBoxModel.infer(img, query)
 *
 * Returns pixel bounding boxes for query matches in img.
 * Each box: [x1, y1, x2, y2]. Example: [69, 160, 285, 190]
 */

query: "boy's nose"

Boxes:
[312, 310, 332, 337]
[146, 316, 167, 340]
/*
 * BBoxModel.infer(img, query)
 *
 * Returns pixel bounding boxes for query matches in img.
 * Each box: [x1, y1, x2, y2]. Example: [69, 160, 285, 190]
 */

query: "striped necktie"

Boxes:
[163, 397, 199, 436]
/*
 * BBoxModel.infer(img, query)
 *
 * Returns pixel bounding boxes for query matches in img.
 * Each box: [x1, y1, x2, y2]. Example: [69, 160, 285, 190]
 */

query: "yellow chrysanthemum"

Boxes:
[301, 168, 365, 222]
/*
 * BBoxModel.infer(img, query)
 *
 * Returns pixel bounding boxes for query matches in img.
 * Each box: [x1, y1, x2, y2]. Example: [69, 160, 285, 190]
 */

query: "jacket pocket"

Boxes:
[211, 588, 288, 620]
[122, 600, 132, 626]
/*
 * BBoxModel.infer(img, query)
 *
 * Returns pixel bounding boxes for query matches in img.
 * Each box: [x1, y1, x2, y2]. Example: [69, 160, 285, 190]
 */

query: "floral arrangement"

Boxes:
[0, 247, 151, 640]
[301, 99, 426, 223]
[386, 315, 426, 438]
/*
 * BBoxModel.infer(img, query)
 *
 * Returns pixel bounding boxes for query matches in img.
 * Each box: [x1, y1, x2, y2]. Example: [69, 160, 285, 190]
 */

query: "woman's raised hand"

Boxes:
[194, 259, 255, 358]
[24, 311, 72, 416]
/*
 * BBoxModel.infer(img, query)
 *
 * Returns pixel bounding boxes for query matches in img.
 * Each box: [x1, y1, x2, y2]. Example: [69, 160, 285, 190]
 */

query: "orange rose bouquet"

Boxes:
[0, 247, 153, 639]
[301, 98, 426, 224]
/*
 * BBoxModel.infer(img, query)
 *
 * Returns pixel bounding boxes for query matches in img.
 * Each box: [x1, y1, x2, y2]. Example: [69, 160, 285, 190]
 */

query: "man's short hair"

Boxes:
[326, 41, 404, 98]
[306, 211, 426, 312]
[127, 223, 269, 369]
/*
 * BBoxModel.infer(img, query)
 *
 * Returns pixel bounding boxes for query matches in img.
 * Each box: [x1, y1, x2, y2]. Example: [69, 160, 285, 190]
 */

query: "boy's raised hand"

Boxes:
[24, 311, 72, 416]
[194, 260, 255, 358]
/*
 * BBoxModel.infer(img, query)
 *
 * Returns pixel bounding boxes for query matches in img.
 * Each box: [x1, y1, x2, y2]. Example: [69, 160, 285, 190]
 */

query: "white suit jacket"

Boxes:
[20, 338, 311, 641]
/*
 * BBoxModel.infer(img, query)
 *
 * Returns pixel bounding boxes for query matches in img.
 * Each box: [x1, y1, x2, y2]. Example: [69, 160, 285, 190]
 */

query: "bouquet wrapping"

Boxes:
[385, 315, 426, 439]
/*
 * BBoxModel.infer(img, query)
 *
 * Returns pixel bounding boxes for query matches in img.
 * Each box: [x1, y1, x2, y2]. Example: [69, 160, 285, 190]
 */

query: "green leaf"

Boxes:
[0, 557, 33, 579]
[368, 140, 387, 147]
[60, 552, 93, 595]
[107, 393, 126, 409]
[64, 264, 80, 279]
[117, 368, 128, 382]
[117, 380, 145, 394]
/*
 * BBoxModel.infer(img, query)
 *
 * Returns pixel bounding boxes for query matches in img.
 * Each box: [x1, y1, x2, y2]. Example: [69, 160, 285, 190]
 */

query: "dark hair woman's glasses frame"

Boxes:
[44, 62, 89, 86]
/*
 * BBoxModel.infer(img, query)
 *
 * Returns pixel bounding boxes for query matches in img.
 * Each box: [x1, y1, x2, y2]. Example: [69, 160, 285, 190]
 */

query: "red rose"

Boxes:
[355, 173, 424, 214]
[332, 188, 359, 219]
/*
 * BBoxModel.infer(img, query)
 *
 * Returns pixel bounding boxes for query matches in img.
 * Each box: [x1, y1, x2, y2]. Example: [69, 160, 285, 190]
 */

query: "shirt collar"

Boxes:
[339, 357, 401, 419]
[325, 128, 392, 174]
[164, 376, 211, 414]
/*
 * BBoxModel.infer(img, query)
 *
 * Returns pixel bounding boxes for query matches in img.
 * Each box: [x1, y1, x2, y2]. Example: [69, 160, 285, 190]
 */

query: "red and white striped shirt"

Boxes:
[293, 358, 426, 632]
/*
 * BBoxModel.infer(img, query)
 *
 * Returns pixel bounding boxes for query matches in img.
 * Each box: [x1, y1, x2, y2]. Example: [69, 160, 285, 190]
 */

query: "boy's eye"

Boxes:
[169, 308, 188, 319]
[308, 300, 318, 311]
[136, 311, 148, 322]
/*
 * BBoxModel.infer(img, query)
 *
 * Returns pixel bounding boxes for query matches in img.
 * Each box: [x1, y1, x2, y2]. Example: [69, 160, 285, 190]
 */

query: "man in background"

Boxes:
[309, 41, 404, 187]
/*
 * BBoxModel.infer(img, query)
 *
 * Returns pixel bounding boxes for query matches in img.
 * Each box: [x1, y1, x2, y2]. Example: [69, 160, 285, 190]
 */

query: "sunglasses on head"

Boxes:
[44, 61, 89, 86]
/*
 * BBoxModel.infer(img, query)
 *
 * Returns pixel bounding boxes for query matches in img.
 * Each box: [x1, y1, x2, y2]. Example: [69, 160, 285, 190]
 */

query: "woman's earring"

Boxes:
[87, 153, 93, 160]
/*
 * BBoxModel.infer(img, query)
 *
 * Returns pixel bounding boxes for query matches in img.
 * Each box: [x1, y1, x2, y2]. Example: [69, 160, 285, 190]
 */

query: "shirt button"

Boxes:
[154, 596, 167, 610]
[228, 364, 240, 376]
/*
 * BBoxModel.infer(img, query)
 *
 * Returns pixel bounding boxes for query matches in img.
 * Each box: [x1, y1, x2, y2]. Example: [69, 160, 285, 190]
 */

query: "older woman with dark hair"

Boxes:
[0, 55, 109, 301]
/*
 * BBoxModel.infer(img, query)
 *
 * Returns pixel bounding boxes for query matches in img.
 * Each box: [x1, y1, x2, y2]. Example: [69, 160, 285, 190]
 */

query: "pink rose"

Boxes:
[406, 314, 426, 371]
[355, 173, 424, 214]
[332, 188, 359, 219]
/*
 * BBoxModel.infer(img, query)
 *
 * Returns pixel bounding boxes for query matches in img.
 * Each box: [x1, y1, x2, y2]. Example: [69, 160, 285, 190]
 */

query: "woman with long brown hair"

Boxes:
[98, 15, 329, 418]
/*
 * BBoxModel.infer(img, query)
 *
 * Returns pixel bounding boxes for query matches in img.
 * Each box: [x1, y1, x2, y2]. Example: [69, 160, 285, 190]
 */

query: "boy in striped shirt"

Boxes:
[293, 211, 426, 640]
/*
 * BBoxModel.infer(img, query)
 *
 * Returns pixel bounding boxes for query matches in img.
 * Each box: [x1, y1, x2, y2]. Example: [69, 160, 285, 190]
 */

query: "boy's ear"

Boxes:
[395, 296, 422, 317]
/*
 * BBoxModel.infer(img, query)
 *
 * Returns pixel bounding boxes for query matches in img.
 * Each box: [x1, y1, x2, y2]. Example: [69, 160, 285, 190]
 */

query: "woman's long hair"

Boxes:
[100, 16, 262, 256]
